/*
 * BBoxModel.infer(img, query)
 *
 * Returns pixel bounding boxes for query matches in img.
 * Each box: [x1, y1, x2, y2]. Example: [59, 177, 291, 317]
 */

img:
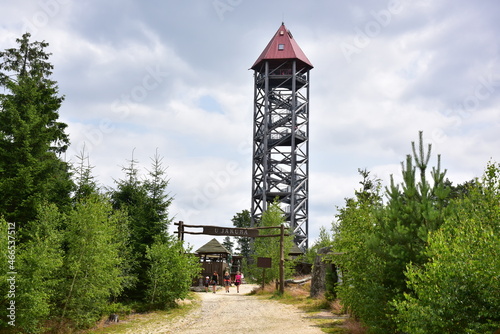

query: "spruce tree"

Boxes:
[72, 145, 99, 202]
[110, 151, 173, 301]
[0, 33, 73, 228]
[231, 210, 252, 260]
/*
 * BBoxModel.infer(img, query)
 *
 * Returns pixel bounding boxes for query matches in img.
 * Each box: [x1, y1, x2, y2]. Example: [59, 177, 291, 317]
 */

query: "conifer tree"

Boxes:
[231, 209, 252, 260]
[394, 162, 500, 333]
[110, 151, 173, 300]
[365, 131, 451, 332]
[59, 195, 125, 328]
[374, 132, 450, 294]
[0, 33, 73, 228]
[14, 204, 63, 333]
[331, 169, 385, 327]
[251, 200, 294, 284]
[72, 145, 99, 202]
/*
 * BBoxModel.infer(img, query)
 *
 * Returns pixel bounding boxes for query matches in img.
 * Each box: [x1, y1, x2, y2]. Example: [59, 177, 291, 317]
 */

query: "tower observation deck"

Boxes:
[250, 23, 313, 250]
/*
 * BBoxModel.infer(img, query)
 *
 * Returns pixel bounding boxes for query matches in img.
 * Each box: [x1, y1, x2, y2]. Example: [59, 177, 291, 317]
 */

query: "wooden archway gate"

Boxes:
[174, 221, 289, 294]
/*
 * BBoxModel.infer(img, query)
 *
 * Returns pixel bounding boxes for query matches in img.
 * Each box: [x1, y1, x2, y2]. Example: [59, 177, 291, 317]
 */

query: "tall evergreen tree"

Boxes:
[0, 33, 73, 228]
[110, 151, 173, 300]
[374, 132, 450, 295]
[143, 150, 173, 239]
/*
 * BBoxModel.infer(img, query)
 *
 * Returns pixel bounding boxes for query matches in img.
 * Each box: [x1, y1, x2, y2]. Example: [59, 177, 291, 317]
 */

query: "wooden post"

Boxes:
[262, 267, 266, 290]
[178, 221, 184, 241]
[279, 224, 285, 294]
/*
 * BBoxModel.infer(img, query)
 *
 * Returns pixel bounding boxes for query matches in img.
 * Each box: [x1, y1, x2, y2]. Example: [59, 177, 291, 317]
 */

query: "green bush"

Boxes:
[58, 195, 125, 328]
[394, 162, 500, 333]
[145, 236, 201, 309]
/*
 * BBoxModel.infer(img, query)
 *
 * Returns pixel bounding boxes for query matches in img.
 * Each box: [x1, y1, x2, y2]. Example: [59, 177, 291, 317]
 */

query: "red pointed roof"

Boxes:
[251, 23, 313, 71]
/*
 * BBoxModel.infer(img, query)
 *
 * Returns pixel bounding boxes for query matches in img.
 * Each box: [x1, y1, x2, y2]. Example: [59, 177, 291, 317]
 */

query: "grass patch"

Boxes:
[81, 293, 201, 334]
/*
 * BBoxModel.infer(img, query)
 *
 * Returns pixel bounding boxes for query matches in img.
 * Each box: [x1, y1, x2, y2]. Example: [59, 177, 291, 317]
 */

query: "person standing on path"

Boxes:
[234, 271, 242, 293]
[211, 271, 219, 294]
[204, 276, 210, 292]
[223, 271, 231, 293]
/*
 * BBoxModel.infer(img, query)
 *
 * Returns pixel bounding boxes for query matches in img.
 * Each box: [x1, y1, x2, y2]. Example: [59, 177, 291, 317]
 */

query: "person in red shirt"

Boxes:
[234, 271, 242, 293]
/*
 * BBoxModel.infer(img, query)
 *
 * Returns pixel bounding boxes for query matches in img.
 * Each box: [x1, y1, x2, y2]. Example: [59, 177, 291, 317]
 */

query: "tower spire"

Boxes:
[251, 23, 313, 71]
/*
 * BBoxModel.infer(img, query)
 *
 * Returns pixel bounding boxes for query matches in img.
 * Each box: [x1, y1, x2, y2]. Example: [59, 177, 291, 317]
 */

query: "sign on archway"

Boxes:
[203, 226, 259, 237]
[174, 221, 289, 294]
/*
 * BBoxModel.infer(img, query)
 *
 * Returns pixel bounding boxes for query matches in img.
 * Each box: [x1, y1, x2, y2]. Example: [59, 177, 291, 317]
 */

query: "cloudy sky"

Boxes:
[1, 0, 499, 250]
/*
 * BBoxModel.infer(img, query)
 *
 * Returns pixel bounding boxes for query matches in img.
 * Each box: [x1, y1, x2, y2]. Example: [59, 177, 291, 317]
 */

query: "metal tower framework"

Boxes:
[251, 58, 311, 250]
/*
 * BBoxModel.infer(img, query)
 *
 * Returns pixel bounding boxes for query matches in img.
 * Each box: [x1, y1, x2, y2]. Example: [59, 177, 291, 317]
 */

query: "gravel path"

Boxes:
[124, 284, 324, 334]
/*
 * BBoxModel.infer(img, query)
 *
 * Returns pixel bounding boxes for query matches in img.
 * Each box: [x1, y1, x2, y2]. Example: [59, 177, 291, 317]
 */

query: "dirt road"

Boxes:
[124, 284, 324, 334]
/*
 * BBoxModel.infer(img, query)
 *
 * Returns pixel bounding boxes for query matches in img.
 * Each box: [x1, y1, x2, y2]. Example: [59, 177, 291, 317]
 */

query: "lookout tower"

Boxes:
[250, 23, 313, 250]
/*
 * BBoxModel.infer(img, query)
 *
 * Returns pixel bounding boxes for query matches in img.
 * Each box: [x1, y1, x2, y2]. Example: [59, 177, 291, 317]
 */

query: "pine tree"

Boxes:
[394, 162, 500, 333]
[145, 236, 200, 309]
[14, 204, 64, 333]
[375, 132, 450, 294]
[365, 131, 451, 332]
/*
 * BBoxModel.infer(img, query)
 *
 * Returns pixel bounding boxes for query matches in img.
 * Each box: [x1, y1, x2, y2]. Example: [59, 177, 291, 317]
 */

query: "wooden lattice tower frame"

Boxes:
[250, 23, 313, 250]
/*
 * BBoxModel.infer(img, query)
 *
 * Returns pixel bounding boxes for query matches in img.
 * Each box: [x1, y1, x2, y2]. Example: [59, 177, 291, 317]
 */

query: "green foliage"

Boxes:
[394, 162, 500, 333]
[14, 204, 64, 333]
[222, 236, 234, 254]
[58, 195, 125, 328]
[145, 237, 201, 309]
[111, 155, 153, 253]
[250, 200, 294, 284]
[331, 169, 387, 328]
[332, 133, 455, 333]
[72, 146, 99, 201]
[302, 226, 333, 265]
[0, 33, 73, 229]
[0, 34, 199, 332]
[332, 134, 500, 334]
[0, 218, 11, 328]
[366, 133, 450, 332]
[110, 152, 173, 300]
[144, 150, 173, 236]
[231, 209, 252, 259]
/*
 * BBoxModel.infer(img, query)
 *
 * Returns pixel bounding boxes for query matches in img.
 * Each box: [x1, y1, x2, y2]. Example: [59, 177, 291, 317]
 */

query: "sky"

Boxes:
[1, 0, 499, 251]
